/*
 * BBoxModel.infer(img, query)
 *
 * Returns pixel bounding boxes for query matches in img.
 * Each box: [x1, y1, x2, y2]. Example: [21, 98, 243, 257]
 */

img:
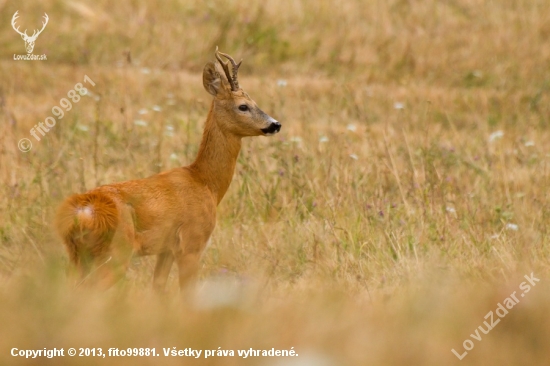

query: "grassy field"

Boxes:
[1, 0, 550, 364]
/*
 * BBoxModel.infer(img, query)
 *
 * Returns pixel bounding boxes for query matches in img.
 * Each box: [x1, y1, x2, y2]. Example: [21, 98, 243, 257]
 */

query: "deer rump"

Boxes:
[56, 191, 120, 270]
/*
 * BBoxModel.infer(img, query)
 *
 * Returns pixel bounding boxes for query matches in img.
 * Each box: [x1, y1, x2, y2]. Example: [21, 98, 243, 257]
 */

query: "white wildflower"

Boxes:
[506, 223, 518, 231]
[346, 124, 357, 132]
[164, 125, 174, 137]
[133, 119, 148, 127]
[489, 130, 504, 142]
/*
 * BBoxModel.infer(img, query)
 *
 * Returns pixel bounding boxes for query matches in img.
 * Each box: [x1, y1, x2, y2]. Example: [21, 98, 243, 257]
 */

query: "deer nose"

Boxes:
[262, 119, 281, 135]
[270, 121, 281, 133]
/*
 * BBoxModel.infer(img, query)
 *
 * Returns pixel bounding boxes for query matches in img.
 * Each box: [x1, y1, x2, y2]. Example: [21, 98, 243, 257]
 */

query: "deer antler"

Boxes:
[31, 13, 49, 39]
[215, 46, 242, 91]
[11, 11, 28, 37]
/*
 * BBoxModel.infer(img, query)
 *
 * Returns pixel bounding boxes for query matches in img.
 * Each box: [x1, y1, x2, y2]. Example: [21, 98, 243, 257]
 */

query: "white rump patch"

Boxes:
[76, 205, 94, 218]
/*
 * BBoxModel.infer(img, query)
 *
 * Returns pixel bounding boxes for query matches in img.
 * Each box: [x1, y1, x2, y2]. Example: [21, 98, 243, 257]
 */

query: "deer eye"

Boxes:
[238, 105, 249, 112]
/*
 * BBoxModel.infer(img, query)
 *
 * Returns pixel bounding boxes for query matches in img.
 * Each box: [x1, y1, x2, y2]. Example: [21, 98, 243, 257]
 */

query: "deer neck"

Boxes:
[189, 103, 242, 205]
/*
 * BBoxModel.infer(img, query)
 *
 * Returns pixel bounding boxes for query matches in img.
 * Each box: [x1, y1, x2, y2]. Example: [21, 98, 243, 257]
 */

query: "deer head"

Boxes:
[202, 47, 281, 137]
[11, 11, 49, 54]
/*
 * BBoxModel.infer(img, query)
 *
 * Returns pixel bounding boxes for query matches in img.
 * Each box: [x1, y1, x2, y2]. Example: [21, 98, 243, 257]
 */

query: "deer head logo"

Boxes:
[11, 11, 49, 54]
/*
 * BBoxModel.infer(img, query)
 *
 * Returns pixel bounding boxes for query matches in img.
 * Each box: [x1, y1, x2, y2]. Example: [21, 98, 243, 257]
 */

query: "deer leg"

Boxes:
[175, 252, 201, 291]
[174, 226, 212, 291]
[153, 251, 174, 292]
[76, 246, 133, 289]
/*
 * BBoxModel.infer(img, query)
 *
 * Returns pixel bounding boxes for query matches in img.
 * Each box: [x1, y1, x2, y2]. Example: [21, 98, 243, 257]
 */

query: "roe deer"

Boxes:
[55, 48, 281, 290]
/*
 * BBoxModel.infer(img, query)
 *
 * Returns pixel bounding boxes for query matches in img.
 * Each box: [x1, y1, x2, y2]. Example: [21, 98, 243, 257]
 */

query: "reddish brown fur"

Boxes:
[56, 192, 119, 267]
[55, 50, 281, 290]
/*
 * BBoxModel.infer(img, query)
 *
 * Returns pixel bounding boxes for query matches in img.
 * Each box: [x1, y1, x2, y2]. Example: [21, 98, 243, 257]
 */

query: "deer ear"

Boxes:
[203, 62, 222, 96]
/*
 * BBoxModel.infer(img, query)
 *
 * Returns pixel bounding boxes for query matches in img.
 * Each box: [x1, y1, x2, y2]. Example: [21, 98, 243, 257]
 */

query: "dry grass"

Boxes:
[1, 0, 550, 365]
